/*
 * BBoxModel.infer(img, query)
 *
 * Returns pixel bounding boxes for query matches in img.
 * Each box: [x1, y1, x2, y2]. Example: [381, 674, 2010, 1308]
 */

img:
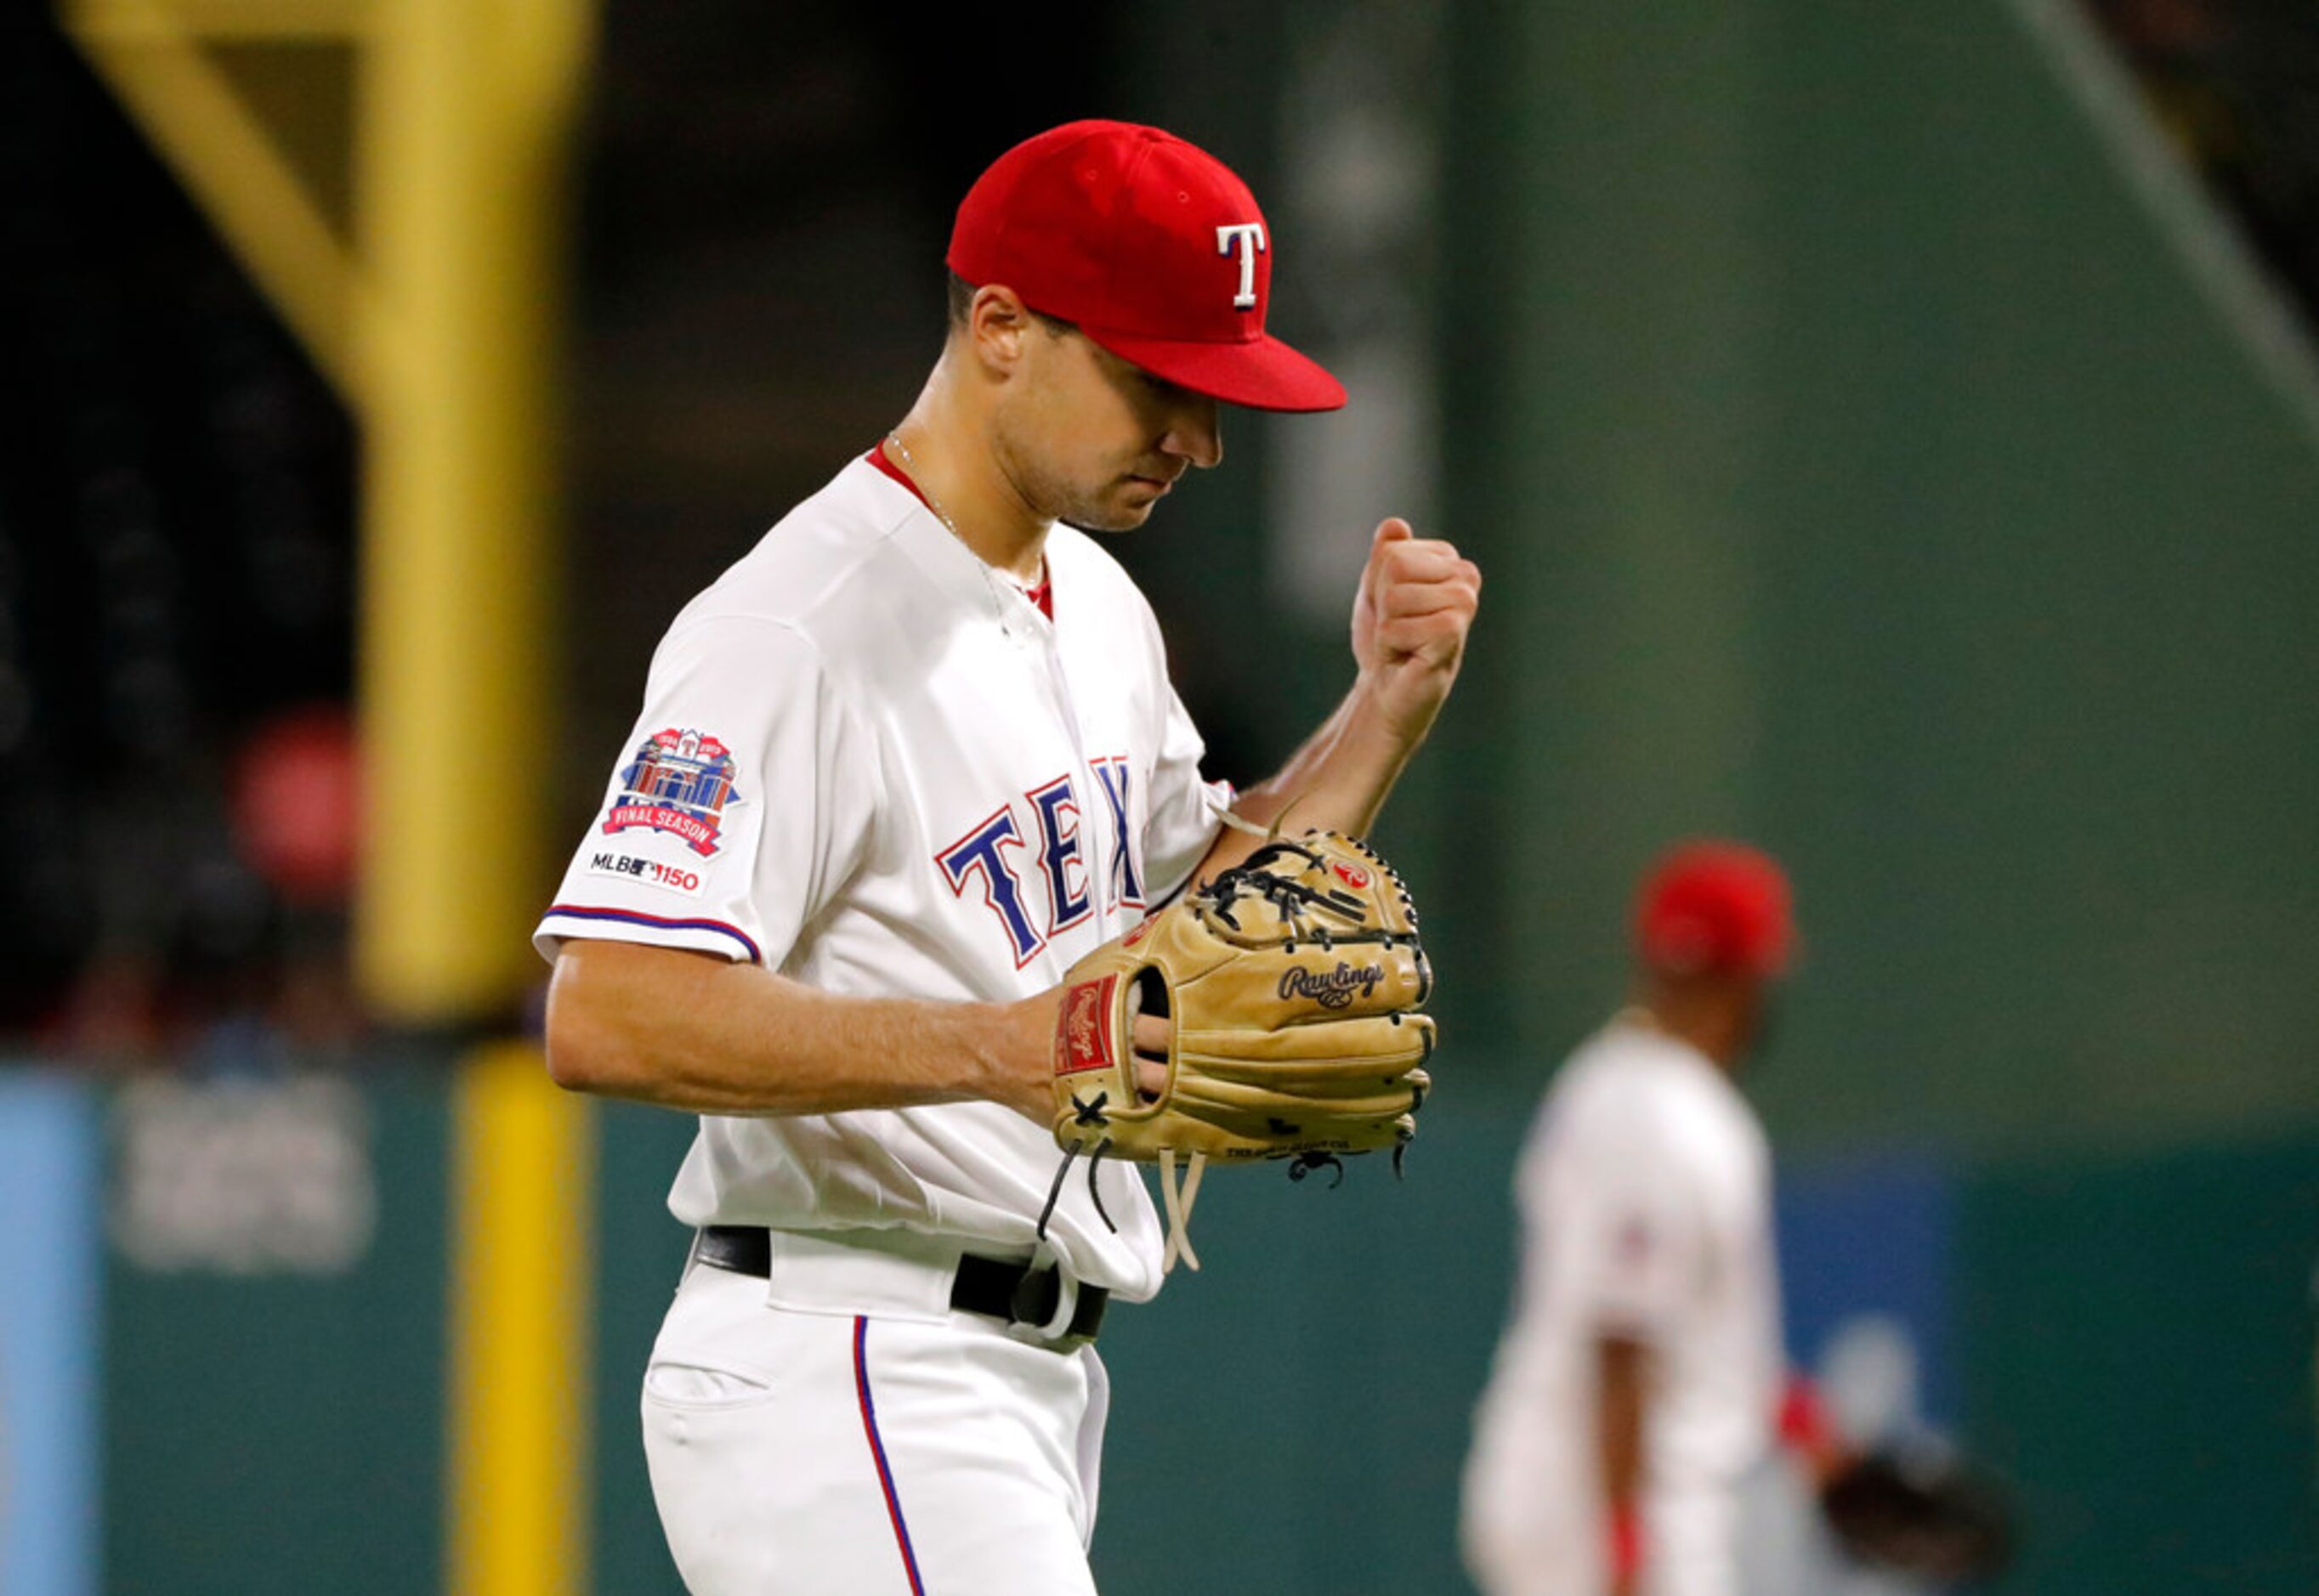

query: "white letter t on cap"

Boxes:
[1216, 223, 1267, 308]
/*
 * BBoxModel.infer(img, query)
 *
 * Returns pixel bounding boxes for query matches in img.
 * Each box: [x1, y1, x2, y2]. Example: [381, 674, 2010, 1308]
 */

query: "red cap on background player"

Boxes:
[946, 119, 1347, 413]
[1634, 840, 1795, 979]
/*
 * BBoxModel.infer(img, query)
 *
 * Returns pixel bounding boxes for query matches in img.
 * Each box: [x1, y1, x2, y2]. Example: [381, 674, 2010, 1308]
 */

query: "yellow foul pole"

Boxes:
[449, 1039, 595, 1596]
[357, 10, 599, 1588]
[70, 0, 594, 1023]
[65, 5, 602, 1591]
[357, 0, 594, 1023]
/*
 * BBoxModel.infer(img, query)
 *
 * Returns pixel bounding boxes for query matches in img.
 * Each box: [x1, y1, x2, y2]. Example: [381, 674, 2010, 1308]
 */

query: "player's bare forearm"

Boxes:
[1193, 515, 1479, 884]
[544, 939, 1054, 1119]
[1598, 1333, 1650, 1596]
[1598, 1333, 1649, 1506]
[1193, 679, 1413, 880]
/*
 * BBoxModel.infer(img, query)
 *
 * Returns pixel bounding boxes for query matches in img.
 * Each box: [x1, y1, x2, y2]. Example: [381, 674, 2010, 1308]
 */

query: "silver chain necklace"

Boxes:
[882, 430, 966, 545]
[885, 431, 1044, 614]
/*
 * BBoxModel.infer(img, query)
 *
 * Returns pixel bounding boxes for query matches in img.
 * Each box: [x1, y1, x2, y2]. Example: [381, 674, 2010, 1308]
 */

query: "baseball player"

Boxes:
[536, 120, 1480, 1594]
[1460, 841, 1796, 1596]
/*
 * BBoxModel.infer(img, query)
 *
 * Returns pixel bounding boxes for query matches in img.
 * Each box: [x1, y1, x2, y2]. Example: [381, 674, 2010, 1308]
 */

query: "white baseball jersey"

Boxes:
[1462, 1016, 1784, 1596]
[534, 449, 1232, 1303]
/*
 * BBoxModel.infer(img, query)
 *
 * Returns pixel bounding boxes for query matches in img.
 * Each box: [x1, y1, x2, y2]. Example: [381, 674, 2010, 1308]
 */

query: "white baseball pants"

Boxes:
[641, 1230, 1110, 1594]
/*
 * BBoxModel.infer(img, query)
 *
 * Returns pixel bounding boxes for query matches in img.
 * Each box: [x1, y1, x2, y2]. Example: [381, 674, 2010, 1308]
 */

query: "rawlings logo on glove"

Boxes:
[1042, 829, 1434, 1273]
[1055, 977, 1114, 1075]
[1278, 961, 1387, 1008]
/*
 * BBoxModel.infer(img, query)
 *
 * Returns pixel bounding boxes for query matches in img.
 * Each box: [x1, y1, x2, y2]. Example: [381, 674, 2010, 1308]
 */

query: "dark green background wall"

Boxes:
[1419, 0, 2319, 1154]
[1111, 0, 2319, 1155]
[1098, 1, 2319, 1582]
[77, 1069, 2319, 1594]
[571, 1084, 2319, 1595]
[100, 1077, 447, 1596]
[1959, 1139, 2319, 1594]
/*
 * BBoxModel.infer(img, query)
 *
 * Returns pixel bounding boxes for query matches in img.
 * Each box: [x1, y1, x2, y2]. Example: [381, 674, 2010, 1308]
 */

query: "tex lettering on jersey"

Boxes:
[1090, 756, 1142, 910]
[938, 759, 1135, 968]
[1027, 776, 1092, 935]
[603, 727, 743, 858]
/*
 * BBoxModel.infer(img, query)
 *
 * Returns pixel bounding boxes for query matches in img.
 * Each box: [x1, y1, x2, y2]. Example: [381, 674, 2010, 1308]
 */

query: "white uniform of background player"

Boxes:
[1463, 844, 1796, 1596]
[536, 118, 1482, 1595]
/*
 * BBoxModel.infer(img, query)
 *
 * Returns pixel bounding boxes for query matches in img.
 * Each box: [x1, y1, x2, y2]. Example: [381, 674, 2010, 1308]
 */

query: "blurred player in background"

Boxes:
[537, 119, 1478, 1594]
[1461, 840, 1801, 1596]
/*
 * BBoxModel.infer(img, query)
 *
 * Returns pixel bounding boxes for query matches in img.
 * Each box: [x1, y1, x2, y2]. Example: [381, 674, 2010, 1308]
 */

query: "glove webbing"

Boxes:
[1204, 840, 1378, 942]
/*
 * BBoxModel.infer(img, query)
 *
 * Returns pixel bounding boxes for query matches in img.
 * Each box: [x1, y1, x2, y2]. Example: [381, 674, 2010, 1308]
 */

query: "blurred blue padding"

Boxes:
[0, 1073, 103, 1596]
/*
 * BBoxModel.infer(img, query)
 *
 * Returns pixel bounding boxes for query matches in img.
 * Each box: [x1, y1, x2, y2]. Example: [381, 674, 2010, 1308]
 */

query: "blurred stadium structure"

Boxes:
[2, 1, 2317, 1593]
[2091, 0, 2319, 329]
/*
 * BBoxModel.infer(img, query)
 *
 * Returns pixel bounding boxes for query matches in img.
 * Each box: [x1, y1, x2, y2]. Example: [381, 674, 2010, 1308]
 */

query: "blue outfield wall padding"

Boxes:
[0, 1072, 104, 1596]
[1776, 1149, 1958, 1425]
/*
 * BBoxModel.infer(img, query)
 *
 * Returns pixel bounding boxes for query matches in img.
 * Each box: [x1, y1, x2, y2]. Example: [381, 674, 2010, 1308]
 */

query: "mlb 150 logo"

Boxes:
[587, 850, 706, 898]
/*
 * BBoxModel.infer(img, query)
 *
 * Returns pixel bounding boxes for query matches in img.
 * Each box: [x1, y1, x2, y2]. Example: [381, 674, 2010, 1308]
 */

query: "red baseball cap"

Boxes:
[1634, 840, 1796, 979]
[946, 120, 1347, 413]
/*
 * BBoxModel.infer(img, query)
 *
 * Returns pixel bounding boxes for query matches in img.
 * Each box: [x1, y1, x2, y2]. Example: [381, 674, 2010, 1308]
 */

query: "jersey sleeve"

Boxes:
[534, 615, 876, 971]
[1139, 679, 1233, 907]
[1528, 1089, 1709, 1344]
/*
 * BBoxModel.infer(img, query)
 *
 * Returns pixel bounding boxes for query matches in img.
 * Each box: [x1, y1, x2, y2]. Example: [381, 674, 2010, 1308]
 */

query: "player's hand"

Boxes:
[995, 989, 1168, 1121]
[1349, 517, 1480, 745]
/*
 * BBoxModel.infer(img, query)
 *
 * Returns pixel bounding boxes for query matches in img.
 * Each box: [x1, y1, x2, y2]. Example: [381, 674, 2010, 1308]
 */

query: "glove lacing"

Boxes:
[1035, 1131, 1207, 1276]
[1157, 1148, 1206, 1273]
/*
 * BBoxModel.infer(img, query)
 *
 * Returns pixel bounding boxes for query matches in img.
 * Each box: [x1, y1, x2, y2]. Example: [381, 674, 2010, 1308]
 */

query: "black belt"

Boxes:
[692, 1225, 1109, 1348]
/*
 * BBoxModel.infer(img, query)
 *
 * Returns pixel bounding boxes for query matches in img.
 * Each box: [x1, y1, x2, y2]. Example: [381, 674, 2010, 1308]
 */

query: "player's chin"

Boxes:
[1070, 488, 1163, 534]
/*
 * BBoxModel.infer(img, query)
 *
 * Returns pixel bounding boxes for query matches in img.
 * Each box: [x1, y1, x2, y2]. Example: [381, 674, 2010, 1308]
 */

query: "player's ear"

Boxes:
[967, 285, 1035, 377]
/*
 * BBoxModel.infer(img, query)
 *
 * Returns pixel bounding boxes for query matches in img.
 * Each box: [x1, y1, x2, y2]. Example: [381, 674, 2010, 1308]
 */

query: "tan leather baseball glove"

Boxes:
[1046, 829, 1433, 1272]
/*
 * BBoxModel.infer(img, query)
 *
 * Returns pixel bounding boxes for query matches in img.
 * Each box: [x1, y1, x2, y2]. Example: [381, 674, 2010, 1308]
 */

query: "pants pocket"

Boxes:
[643, 1359, 777, 1410]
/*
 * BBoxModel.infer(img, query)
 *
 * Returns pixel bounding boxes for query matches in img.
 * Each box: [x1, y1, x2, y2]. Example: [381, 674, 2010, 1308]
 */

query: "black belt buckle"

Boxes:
[955, 1251, 1108, 1350]
[1015, 1263, 1107, 1351]
[1009, 1262, 1063, 1328]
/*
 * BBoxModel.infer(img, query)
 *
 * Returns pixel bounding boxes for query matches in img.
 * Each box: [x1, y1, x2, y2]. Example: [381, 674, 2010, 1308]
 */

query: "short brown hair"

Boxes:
[947, 270, 1074, 335]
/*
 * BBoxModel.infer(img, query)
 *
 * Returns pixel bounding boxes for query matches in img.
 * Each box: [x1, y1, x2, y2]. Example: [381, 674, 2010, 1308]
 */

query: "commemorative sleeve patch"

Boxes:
[601, 727, 743, 859]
